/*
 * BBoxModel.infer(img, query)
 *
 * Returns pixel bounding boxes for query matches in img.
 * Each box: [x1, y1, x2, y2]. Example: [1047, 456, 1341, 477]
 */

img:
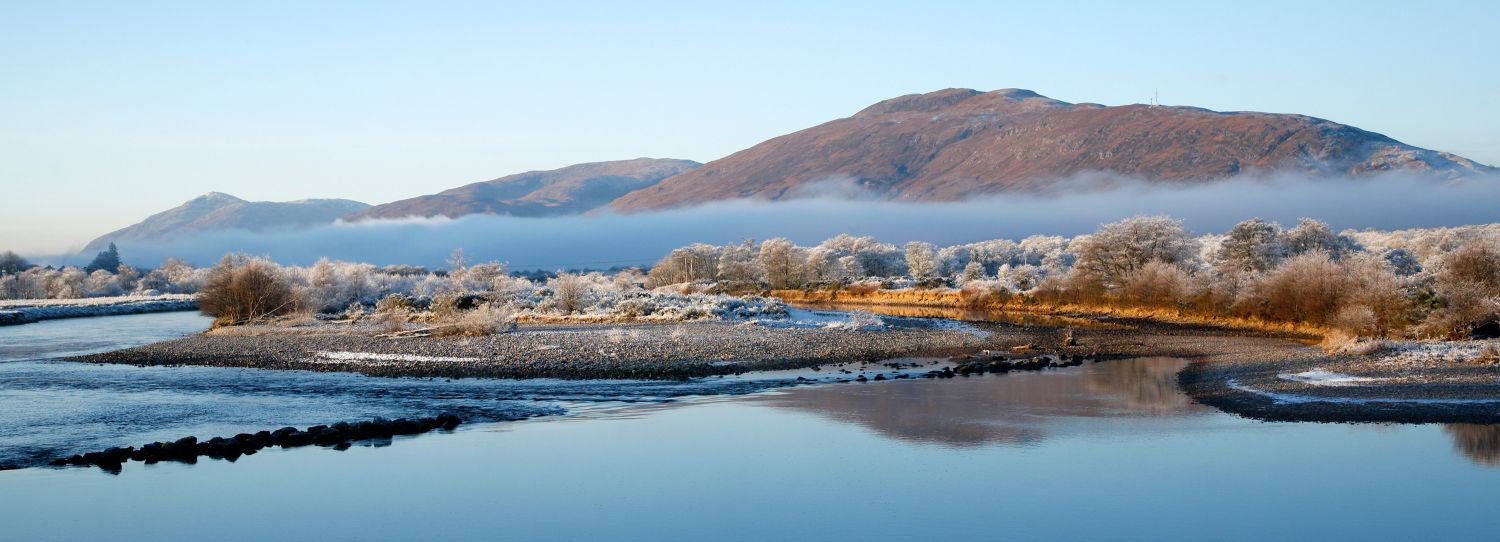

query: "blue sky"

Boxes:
[2, 0, 1497, 253]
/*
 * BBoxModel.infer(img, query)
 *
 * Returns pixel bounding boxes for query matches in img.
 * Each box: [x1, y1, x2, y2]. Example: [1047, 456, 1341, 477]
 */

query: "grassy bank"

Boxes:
[771, 288, 1325, 339]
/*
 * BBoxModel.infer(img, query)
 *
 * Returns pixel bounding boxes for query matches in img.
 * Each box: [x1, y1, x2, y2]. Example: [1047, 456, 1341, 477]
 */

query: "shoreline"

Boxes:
[1177, 343, 1500, 424]
[63, 303, 1500, 423]
[69, 316, 999, 380]
[0, 294, 197, 326]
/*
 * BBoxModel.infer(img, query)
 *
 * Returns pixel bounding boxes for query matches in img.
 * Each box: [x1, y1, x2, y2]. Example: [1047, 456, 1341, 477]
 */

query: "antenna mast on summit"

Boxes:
[1150, 88, 1160, 108]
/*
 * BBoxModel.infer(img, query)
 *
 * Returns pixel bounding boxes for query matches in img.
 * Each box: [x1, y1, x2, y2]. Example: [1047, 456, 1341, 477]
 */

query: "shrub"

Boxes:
[1118, 260, 1195, 309]
[1423, 243, 1500, 339]
[433, 303, 515, 337]
[549, 273, 591, 314]
[197, 254, 298, 325]
[1242, 251, 1345, 325]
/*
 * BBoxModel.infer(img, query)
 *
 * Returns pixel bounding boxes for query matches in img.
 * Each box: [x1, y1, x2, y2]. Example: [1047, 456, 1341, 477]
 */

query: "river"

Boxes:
[2, 312, 1498, 540]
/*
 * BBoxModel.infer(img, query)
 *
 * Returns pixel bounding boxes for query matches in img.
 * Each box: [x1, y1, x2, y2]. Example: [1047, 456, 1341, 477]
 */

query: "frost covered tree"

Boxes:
[716, 240, 761, 283]
[1216, 218, 1284, 273]
[647, 243, 720, 286]
[904, 241, 939, 282]
[937, 246, 972, 278]
[802, 247, 845, 283]
[1072, 216, 1195, 286]
[959, 260, 988, 284]
[759, 238, 805, 289]
[46, 267, 88, 298]
[1282, 219, 1356, 260]
[85, 269, 124, 297]
[445, 248, 470, 292]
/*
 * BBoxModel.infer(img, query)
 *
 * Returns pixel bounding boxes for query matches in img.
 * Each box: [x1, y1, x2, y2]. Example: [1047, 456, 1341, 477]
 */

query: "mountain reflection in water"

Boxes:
[750, 357, 1212, 447]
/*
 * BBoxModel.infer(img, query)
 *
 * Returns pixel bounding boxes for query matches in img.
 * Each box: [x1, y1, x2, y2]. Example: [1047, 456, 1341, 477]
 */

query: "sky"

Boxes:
[2, 0, 1497, 254]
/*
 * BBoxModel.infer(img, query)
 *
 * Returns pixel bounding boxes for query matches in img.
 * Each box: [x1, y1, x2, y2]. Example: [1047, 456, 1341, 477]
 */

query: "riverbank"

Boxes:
[772, 288, 1325, 337]
[64, 299, 1500, 423]
[69, 311, 999, 380]
[1179, 339, 1500, 424]
[0, 294, 196, 326]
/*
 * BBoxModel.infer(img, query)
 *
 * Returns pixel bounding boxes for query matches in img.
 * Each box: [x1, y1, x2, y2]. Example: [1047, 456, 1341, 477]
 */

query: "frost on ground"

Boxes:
[1367, 340, 1500, 369]
[1277, 370, 1382, 387]
[744, 308, 886, 331]
[0, 294, 196, 325]
[311, 351, 480, 365]
[1227, 379, 1500, 405]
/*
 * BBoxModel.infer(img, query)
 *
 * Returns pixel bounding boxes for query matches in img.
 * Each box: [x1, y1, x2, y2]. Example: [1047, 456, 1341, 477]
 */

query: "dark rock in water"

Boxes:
[439, 414, 462, 431]
[873, 373, 887, 381]
[855, 375, 869, 382]
[51, 414, 468, 471]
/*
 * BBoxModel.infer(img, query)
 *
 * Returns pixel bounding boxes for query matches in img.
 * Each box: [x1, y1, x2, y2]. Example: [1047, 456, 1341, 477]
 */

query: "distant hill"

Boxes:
[344, 158, 700, 221]
[610, 88, 1495, 211]
[83, 193, 370, 253]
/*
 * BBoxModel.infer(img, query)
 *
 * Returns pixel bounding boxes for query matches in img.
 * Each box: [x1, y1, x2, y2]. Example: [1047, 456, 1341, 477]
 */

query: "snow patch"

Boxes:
[312, 351, 480, 364]
[1277, 370, 1380, 387]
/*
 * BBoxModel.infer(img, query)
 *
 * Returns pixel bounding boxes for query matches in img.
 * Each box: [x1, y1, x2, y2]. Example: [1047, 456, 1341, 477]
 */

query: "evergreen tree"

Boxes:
[0, 250, 30, 274]
[86, 242, 122, 273]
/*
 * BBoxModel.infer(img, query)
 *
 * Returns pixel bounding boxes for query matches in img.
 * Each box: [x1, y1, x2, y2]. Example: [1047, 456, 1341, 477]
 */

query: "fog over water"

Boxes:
[87, 172, 1500, 270]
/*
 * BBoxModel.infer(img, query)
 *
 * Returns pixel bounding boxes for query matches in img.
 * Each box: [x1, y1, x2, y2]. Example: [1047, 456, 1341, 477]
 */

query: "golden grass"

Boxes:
[772, 288, 1328, 338]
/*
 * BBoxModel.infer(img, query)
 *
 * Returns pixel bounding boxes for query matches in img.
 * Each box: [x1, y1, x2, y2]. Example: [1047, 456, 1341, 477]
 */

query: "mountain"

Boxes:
[83, 193, 370, 252]
[611, 88, 1495, 211]
[344, 158, 701, 221]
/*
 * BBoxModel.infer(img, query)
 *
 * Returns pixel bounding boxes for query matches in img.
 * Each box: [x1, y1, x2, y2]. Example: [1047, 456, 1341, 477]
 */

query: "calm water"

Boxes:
[2, 313, 1499, 541]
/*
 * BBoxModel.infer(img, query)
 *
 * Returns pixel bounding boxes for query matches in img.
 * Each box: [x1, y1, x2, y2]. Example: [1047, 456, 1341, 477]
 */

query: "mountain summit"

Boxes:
[83, 193, 370, 252]
[610, 88, 1493, 211]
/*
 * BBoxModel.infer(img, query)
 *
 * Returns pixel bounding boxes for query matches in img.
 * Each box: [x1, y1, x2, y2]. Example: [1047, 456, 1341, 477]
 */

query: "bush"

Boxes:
[1423, 243, 1500, 339]
[1242, 251, 1345, 325]
[434, 303, 515, 337]
[1118, 260, 1195, 309]
[549, 273, 591, 314]
[197, 254, 298, 325]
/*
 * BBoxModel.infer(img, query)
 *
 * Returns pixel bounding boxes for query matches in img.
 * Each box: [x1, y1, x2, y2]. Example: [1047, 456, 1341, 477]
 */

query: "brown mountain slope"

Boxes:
[346, 158, 700, 221]
[611, 88, 1493, 211]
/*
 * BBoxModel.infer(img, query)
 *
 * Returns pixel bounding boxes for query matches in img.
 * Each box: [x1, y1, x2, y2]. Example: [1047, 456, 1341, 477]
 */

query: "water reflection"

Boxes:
[1445, 424, 1500, 467]
[751, 357, 1212, 447]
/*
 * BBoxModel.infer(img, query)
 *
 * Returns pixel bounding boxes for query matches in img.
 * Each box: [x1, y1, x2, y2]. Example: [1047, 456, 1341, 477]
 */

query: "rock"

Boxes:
[855, 375, 868, 382]
[873, 374, 887, 381]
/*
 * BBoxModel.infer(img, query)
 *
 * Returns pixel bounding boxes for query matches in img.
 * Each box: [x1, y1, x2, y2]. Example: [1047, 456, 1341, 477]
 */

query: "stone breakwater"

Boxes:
[46, 414, 466, 473]
[0, 295, 197, 326]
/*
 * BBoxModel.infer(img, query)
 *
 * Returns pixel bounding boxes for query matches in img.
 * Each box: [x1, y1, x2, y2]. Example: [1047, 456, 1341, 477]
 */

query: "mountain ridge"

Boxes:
[83, 193, 370, 253]
[609, 88, 1493, 211]
[344, 158, 700, 221]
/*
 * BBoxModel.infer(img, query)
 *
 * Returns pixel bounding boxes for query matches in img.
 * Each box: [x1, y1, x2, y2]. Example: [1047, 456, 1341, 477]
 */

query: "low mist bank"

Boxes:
[51, 172, 1500, 270]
